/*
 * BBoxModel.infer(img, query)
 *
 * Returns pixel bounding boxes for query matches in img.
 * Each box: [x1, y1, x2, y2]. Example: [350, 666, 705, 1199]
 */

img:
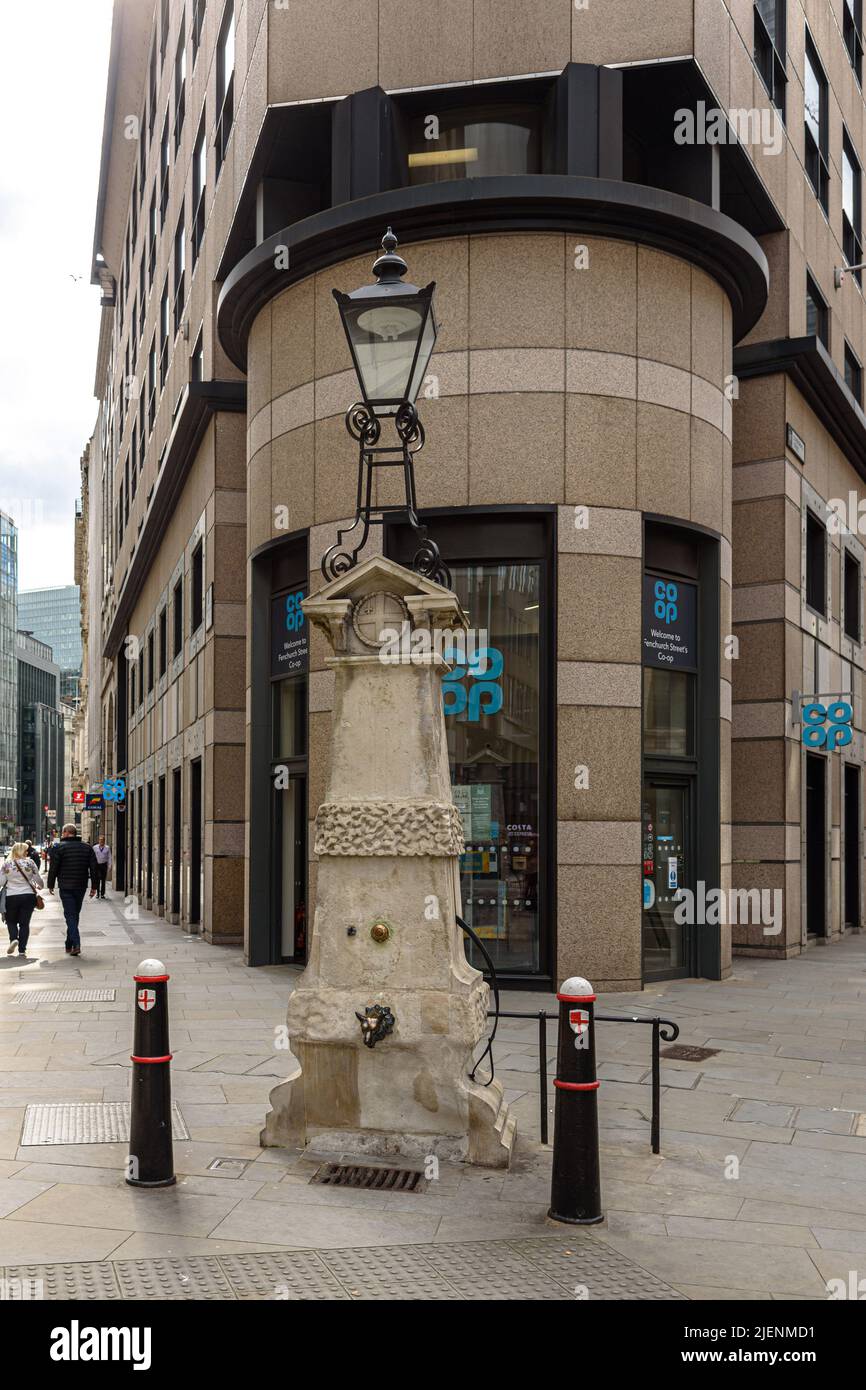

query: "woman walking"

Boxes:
[0, 843, 45, 958]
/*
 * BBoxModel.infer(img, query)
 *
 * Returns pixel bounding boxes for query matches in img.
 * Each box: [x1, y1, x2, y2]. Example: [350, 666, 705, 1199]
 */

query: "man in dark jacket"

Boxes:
[47, 824, 98, 957]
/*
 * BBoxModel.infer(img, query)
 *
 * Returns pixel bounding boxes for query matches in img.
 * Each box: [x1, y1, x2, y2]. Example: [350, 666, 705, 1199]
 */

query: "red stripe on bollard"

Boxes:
[128, 958, 176, 1188]
[548, 975, 603, 1225]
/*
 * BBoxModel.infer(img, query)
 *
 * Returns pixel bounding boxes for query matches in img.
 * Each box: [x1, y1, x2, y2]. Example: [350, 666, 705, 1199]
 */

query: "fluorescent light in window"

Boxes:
[408, 147, 479, 168]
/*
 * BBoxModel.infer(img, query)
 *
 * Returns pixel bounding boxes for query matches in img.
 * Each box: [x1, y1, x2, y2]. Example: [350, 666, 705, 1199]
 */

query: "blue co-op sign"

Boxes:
[642, 574, 696, 670]
[270, 586, 308, 677]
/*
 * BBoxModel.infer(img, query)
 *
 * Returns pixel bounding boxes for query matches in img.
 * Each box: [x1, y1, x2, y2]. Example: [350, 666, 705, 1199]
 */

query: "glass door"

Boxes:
[642, 777, 691, 978]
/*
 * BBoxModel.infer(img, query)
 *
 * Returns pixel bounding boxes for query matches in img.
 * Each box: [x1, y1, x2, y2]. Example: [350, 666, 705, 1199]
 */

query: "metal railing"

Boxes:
[457, 917, 680, 1154]
[484, 1008, 680, 1153]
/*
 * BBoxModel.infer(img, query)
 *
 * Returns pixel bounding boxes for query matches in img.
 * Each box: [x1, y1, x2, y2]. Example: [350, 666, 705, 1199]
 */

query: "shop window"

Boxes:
[273, 675, 307, 759]
[754, 0, 786, 115]
[805, 271, 828, 347]
[804, 30, 829, 211]
[845, 548, 861, 641]
[445, 562, 542, 975]
[407, 104, 542, 185]
[806, 509, 827, 615]
[642, 669, 694, 757]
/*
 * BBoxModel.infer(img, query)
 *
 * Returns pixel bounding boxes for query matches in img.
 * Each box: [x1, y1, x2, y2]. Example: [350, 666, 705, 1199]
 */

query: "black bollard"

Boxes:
[548, 975, 603, 1225]
[127, 957, 176, 1187]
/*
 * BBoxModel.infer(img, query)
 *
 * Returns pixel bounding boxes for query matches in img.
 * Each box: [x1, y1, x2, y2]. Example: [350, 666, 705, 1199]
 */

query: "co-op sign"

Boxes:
[642, 575, 696, 670]
[795, 691, 854, 750]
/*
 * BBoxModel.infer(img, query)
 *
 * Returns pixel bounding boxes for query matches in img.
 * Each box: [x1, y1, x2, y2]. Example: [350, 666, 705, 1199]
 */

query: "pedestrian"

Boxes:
[93, 836, 112, 899]
[0, 843, 45, 958]
[47, 823, 98, 958]
[25, 839, 40, 869]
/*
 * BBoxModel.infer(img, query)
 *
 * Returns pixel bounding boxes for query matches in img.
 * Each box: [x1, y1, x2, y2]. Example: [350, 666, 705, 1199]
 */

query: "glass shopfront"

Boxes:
[446, 562, 542, 974]
[388, 512, 553, 981]
[641, 521, 720, 981]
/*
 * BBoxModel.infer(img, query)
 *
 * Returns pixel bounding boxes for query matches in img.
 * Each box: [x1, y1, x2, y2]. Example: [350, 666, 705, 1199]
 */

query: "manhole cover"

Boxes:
[660, 1044, 718, 1062]
[311, 1162, 425, 1192]
[15, 989, 116, 1005]
[21, 1101, 189, 1146]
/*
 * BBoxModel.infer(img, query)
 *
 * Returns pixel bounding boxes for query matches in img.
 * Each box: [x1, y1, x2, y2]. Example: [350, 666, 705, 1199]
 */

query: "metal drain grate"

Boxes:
[660, 1044, 719, 1062]
[16, 988, 116, 1005]
[207, 1157, 250, 1176]
[21, 1101, 189, 1146]
[311, 1162, 425, 1192]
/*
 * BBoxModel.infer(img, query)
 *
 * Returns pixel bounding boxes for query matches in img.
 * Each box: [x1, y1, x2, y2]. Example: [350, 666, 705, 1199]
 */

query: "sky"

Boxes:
[0, 0, 114, 591]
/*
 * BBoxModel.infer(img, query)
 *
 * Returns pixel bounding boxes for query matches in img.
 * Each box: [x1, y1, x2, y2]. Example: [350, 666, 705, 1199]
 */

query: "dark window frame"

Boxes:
[215, 2, 235, 179]
[804, 29, 829, 212]
[173, 576, 184, 658]
[844, 546, 862, 642]
[844, 0, 864, 85]
[173, 206, 186, 336]
[842, 130, 863, 287]
[191, 540, 204, 633]
[806, 508, 828, 617]
[806, 269, 829, 348]
[192, 113, 206, 266]
[845, 340, 863, 404]
[754, 0, 787, 116]
[174, 17, 186, 151]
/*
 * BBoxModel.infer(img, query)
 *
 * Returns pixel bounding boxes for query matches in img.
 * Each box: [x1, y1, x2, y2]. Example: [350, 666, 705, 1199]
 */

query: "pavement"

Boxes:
[1, 890, 865, 1300]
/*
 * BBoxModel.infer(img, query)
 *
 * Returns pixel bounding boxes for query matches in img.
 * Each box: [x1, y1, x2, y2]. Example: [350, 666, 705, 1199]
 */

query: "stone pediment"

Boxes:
[303, 555, 468, 654]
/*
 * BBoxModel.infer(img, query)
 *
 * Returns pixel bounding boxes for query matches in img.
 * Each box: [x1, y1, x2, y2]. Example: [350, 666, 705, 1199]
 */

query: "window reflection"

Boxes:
[446, 563, 542, 973]
[642, 668, 693, 756]
[408, 105, 542, 184]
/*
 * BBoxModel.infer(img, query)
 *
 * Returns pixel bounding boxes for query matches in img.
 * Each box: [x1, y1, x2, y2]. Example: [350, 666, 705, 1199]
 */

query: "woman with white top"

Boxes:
[0, 843, 44, 957]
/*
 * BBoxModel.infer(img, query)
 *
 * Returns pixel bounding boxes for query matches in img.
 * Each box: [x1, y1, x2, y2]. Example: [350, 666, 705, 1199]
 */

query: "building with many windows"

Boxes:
[16, 632, 63, 843]
[18, 585, 83, 706]
[84, 0, 866, 990]
[0, 512, 18, 843]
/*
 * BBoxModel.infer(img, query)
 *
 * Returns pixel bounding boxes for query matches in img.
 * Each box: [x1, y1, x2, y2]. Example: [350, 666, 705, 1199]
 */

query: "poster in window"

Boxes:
[270, 587, 308, 678]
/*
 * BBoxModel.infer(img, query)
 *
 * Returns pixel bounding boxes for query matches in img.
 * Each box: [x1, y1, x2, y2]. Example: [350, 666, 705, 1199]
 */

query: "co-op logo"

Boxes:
[442, 647, 503, 720]
[654, 579, 678, 625]
[284, 592, 304, 633]
[803, 701, 853, 750]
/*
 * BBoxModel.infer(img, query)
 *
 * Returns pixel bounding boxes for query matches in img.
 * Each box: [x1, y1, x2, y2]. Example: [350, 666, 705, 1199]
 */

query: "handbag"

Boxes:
[15, 860, 44, 910]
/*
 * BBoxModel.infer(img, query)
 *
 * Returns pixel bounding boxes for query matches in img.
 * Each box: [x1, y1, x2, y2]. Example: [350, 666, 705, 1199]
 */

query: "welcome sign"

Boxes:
[642, 575, 697, 670]
[270, 586, 308, 677]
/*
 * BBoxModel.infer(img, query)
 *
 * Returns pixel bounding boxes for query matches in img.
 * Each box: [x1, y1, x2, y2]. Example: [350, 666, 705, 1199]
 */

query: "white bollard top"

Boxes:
[135, 958, 167, 977]
[559, 975, 594, 997]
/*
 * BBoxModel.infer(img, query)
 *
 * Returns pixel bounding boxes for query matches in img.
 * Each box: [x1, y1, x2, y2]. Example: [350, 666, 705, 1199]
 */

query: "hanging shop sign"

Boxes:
[642, 575, 697, 670]
[271, 587, 308, 678]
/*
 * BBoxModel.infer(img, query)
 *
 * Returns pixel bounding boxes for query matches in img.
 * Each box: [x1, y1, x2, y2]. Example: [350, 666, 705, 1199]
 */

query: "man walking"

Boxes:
[93, 836, 112, 898]
[47, 824, 98, 957]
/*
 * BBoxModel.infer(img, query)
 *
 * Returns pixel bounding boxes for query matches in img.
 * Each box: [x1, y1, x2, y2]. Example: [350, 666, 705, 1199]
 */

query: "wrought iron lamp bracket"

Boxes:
[320, 401, 450, 587]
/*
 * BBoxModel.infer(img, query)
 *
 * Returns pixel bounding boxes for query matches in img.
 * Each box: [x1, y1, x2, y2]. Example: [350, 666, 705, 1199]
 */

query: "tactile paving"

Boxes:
[218, 1251, 349, 1301]
[2, 1262, 121, 1300]
[114, 1257, 235, 1301]
[21, 1101, 189, 1145]
[4, 1235, 690, 1301]
[507, 1235, 688, 1300]
[318, 1244, 465, 1300]
[16, 989, 116, 1004]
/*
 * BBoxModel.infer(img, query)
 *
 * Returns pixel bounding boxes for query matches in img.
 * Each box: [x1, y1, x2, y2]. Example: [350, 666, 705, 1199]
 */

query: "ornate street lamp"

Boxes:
[321, 228, 449, 585]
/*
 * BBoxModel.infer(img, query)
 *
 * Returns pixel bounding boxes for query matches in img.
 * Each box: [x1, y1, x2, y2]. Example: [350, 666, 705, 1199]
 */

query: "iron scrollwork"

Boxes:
[320, 400, 450, 588]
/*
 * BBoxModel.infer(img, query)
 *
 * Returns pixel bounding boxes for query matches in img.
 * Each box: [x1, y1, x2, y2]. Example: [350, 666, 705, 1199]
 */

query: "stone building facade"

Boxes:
[85, 0, 866, 988]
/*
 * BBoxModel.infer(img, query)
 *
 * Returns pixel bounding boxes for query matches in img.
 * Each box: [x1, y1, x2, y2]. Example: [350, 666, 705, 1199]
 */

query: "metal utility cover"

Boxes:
[21, 1102, 189, 1146]
[310, 1162, 425, 1192]
[15, 989, 116, 1004]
